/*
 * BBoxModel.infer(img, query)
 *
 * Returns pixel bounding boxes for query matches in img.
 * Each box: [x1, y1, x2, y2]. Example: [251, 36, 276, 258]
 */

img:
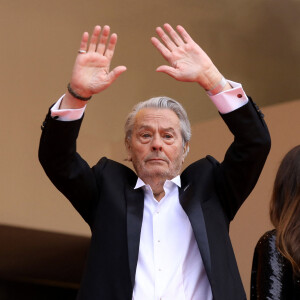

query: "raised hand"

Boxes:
[68, 25, 126, 101]
[151, 24, 224, 91]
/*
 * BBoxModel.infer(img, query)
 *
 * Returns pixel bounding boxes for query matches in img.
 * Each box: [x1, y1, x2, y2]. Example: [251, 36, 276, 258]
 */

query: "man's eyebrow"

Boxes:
[137, 125, 176, 132]
[136, 125, 178, 136]
[161, 127, 176, 133]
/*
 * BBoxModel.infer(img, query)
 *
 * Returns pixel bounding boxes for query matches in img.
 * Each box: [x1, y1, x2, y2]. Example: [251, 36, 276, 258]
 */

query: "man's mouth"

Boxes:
[146, 158, 167, 163]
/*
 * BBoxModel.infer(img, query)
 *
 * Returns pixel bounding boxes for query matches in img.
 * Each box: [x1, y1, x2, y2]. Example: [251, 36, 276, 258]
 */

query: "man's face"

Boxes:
[126, 108, 187, 183]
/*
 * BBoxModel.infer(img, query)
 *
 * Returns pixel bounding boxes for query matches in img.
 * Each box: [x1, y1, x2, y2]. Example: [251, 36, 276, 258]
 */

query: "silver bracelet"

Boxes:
[206, 77, 227, 96]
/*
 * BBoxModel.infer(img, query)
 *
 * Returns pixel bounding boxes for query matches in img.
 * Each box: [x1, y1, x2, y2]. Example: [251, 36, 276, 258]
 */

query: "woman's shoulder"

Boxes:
[253, 229, 291, 272]
[251, 229, 296, 299]
[255, 229, 276, 250]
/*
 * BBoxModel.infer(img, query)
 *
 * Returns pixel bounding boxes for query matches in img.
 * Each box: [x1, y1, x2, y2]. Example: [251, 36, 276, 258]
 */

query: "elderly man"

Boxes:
[39, 24, 270, 300]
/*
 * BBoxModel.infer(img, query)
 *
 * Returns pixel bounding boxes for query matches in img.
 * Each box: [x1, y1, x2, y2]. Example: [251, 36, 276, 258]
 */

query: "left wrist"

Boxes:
[205, 76, 227, 96]
[197, 66, 223, 90]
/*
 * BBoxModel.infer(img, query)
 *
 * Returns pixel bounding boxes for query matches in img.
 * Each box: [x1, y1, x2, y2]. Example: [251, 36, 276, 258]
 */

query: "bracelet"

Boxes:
[206, 77, 227, 96]
[67, 83, 92, 101]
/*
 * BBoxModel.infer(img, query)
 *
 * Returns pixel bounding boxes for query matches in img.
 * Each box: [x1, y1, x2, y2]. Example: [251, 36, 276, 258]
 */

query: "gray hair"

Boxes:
[125, 96, 191, 156]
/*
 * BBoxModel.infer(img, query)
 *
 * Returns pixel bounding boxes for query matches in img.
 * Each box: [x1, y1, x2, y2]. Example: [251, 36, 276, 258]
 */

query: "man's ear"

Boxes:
[182, 142, 189, 162]
[125, 139, 132, 161]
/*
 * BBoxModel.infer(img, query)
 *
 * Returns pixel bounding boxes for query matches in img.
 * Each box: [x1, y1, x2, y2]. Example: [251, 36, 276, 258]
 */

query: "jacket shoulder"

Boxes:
[93, 157, 138, 187]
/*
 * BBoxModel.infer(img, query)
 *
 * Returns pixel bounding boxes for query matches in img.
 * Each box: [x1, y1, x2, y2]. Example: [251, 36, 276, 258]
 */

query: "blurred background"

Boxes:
[0, 0, 299, 298]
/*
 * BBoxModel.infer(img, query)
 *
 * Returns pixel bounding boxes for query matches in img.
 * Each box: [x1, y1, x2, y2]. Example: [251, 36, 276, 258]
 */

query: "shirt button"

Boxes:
[237, 93, 243, 98]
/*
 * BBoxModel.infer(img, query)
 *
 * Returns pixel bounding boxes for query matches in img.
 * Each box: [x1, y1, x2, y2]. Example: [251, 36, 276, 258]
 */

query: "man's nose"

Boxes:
[151, 135, 163, 151]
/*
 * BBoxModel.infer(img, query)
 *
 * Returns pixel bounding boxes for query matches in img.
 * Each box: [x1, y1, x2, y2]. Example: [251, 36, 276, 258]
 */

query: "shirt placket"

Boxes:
[153, 201, 163, 300]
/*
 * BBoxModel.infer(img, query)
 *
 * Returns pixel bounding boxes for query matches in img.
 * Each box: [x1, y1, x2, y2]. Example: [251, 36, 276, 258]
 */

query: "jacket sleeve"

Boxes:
[211, 97, 271, 221]
[38, 108, 104, 226]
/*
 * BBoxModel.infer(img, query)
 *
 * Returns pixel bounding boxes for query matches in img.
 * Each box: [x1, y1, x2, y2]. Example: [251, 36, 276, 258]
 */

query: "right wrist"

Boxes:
[60, 92, 88, 109]
[51, 95, 85, 121]
[67, 82, 92, 101]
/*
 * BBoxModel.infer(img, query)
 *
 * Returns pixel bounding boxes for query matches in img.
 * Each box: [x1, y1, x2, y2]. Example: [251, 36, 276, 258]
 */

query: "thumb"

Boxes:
[108, 66, 127, 83]
[156, 65, 178, 79]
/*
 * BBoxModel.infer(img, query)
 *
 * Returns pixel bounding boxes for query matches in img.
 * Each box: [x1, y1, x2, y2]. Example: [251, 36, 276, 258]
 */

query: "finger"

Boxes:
[176, 25, 194, 43]
[104, 33, 118, 60]
[79, 32, 89, 52]
[97, 25, 110, 55]
[107, 65, 127, 83]
[88, 25, 101, 52]
[156, 26, 177, 51]
[163, 23, 185, 46]
[151, 37, 172, 61]
[156, 65, 178, 78]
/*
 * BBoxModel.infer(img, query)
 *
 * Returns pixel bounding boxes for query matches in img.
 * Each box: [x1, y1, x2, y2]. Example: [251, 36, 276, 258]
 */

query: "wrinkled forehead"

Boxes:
[133, 107, 181, 130]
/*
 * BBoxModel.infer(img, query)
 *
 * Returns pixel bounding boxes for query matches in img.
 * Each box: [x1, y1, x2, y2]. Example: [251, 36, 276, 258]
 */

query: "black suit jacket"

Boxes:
[39, 98, 271, 300]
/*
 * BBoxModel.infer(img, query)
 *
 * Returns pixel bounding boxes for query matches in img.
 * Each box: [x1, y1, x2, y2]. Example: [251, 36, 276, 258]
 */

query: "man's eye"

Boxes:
[141, 133, 151, 138]
[164, 134, 173, 139]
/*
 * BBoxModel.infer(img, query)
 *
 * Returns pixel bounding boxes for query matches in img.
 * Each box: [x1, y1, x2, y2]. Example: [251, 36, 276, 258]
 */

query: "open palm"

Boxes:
[70, 25, 126, 98]
[151, 24, 221, 90]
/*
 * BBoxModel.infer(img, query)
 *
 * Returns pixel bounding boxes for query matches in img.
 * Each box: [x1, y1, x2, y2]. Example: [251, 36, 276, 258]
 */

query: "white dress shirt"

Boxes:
[132, 176, 212, 300]
[50, 80, 248, 299]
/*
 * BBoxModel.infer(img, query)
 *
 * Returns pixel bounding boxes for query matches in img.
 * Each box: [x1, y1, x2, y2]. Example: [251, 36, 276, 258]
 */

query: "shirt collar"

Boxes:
[134, 175, 181, 189]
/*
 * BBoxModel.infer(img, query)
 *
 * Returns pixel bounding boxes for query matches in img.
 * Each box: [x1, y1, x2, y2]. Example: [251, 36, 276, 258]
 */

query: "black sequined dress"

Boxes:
[250, 229, 300, 299]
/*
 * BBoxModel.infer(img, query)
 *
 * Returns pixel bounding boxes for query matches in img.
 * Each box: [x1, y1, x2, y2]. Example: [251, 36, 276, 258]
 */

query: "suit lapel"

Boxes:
[179, 184, 212, 280]
[125, 185, 144, 287]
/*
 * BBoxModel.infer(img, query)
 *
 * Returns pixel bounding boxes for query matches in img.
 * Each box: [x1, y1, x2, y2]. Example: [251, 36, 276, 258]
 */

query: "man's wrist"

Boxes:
[60, 92, 88, 110]
[208, 80, 248, 114]
[196, 65, 226, 92]
[51, 95, 86, 121]
[206, 77, 227, 96]
[67, 83, 92, 101]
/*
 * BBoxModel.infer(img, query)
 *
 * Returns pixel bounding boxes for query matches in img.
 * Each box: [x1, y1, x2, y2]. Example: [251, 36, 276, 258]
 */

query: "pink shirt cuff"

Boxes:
[208, 80, 248, 114]
[50, 95, 86, 121]
[50, 80, 248, 121]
